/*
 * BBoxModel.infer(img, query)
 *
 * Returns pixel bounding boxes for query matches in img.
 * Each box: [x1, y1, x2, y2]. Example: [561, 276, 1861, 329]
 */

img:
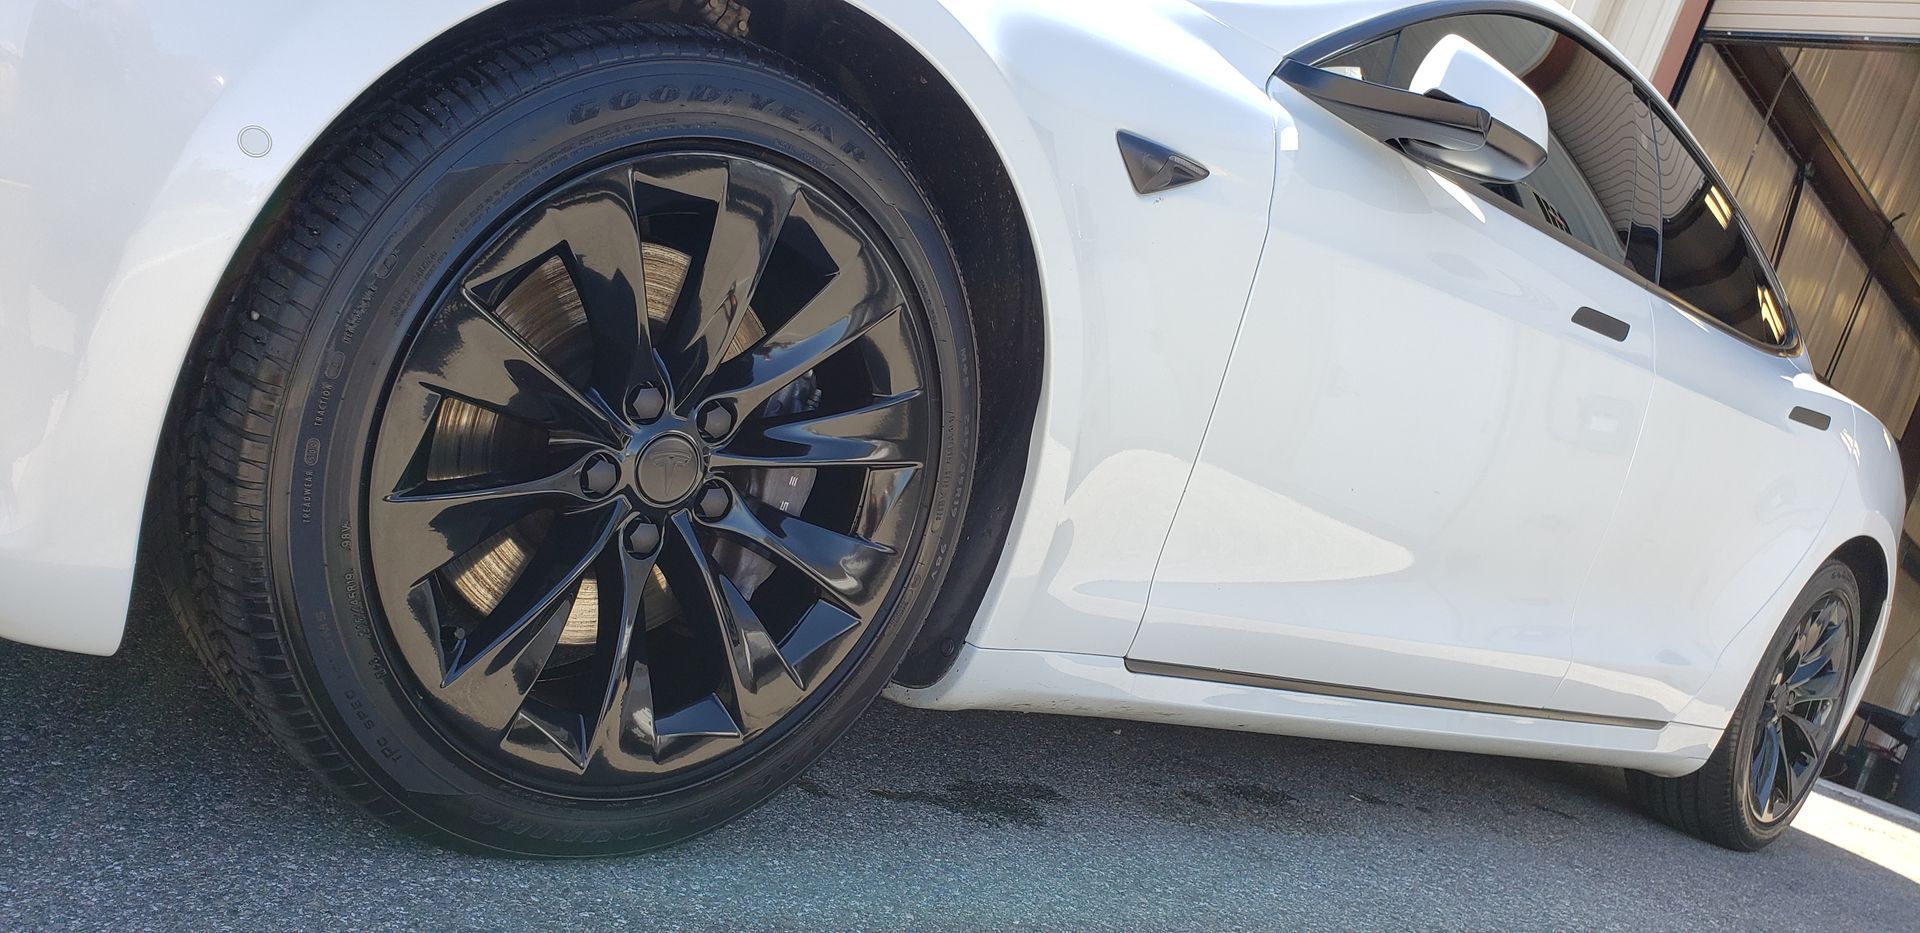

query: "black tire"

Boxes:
[1627, 559, 1860, 851]
[157, 20, 977, 856]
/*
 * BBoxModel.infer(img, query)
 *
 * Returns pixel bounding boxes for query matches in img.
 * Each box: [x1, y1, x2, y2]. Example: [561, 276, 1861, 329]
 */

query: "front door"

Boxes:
[1131, 13, 1666, 711]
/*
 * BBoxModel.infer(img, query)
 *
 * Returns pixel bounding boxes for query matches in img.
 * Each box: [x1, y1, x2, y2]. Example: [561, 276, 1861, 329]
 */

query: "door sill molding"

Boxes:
[1123, 659, 1666, 730]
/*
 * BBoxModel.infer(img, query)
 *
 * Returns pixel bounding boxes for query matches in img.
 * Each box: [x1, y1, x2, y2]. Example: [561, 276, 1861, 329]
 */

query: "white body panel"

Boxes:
[1130, 74, 1660, 710]
[1556, 307, 1855, 722]
[0, 0, 1902, 782]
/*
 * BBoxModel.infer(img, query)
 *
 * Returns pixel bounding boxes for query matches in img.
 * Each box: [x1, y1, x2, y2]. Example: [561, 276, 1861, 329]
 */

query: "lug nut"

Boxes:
[624, 517, 662, 557]
[627, 384, 666, 424]
[697, 401, 735, 441]
[695, 482, 732, 521]
[579, 453, 620, 497]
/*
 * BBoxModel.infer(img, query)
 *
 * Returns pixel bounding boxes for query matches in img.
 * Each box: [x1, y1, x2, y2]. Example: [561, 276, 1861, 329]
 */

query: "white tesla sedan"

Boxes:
[0, 0, 1902, 855]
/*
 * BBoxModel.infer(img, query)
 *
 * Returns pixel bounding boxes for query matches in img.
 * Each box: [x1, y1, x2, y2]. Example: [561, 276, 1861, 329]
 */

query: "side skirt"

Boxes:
[886, 645, 1717, 777]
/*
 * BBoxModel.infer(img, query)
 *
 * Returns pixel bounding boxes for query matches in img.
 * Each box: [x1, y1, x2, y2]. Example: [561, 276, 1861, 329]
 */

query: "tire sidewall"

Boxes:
[265, 47, 975, 854]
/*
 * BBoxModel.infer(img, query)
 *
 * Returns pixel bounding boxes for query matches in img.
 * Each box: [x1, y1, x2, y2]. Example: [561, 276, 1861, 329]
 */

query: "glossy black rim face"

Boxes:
[1747, 594, 1854, 824]
[366, 149, 936, 793]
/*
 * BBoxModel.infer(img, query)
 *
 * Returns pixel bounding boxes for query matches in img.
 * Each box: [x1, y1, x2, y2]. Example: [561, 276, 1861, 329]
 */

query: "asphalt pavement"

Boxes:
[3, 574, 1918, 931]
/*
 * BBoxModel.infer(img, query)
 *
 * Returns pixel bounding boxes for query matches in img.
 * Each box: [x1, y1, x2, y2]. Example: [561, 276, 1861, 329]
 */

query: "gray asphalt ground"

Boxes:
[3, 575, 1918, 931]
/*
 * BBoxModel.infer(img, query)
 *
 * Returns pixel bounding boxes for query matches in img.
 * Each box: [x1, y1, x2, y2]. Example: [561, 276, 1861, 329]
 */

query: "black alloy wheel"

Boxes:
[1744, 593, 1853, 825]
[369, 149, 936, 790]
[158, 22, 979, 855]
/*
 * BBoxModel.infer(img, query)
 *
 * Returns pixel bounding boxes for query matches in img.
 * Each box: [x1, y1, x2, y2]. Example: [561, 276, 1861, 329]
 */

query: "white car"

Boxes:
[1, 0, 1901, 855]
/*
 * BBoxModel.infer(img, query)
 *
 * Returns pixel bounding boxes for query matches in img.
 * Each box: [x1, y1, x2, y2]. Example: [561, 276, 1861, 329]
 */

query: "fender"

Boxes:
[0, 0, 1309, 657]
[1674, 394, 1905, 735]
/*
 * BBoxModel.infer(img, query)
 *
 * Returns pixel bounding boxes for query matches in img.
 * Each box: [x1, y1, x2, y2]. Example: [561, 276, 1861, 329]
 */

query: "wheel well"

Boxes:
[165, 0, 1042, 687]
[1833, 535, 1890, 670]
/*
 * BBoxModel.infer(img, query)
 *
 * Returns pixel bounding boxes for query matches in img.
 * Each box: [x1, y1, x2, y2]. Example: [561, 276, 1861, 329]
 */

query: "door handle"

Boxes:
[1789, 407, 1831, 430]
[1571, 307, 1630, 342]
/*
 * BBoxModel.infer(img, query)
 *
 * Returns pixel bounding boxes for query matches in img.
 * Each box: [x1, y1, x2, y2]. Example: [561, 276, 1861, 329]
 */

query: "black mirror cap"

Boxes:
[1401, 115, 1546, 183]
[1275, 59, 1545, 185]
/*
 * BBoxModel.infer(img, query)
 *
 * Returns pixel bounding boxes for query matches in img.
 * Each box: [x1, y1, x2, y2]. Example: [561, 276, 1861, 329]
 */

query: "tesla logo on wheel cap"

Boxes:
[636, 434, 701, 505]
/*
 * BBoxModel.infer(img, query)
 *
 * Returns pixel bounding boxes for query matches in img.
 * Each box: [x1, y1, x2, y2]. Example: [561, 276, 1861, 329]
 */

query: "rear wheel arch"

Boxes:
[1830, 534, 1890, 671]
[152, 0, 1044, 687]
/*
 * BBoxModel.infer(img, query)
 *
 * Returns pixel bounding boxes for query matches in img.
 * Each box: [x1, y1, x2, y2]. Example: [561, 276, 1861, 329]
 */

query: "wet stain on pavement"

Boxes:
[868, 780, 1064, 826]
[1531, 802, 1578, 822]
[792, 777, 836, 799]
[1218, 783, 1299, 809]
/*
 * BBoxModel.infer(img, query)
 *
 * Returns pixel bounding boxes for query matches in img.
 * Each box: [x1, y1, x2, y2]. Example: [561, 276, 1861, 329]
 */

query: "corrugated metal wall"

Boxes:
[1791, 46, 1920, 267]
[1560, 0, 1690, 74]
[1777, 196, 1871, 371]
[1833, 282, 1920, 431]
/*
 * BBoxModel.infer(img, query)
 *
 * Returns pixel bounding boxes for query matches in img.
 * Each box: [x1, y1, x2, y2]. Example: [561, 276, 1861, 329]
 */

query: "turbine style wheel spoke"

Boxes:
[1793, 668, 1845, 704]
[405, 291, 622, 441]
[636, 155, 801, 401]
[1751, 721, 1784, 822]
[701, 491, 900, 618]
[1778, 709, 1821, 750]
[1787, 616, 1842, 686]
[710, 391, 927, 470]
[433, 507, 625, 716]
[658, 513, 804, 736]
[367, 149, 937, 792]
[701, 196, 907, 416]
[463, 165, 666, 409]
[375, 449, 623, 587]
[579, 536, 662, 772]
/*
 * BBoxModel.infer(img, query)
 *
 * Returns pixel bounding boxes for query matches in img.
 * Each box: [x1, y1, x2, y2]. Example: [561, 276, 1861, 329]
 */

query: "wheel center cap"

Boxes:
[634, 433, 702, 505]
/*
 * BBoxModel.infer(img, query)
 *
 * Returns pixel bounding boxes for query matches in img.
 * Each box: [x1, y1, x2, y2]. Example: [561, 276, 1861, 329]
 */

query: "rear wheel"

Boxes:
[1628, 560, 1859, 850]
[161, 21, 976, 855]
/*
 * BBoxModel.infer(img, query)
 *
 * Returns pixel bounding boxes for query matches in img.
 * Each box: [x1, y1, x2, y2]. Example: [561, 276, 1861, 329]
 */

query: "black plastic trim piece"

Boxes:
[1277, 60, 1548, 183]
[1275, 59, 1488, 150]
[1701, 28, 1920, 52]
[1572, 306, 1631, 342]
[1115, 131, 1210, 194]
[1789, 407, 1832, 431]
[1124, 659, 1667, 730]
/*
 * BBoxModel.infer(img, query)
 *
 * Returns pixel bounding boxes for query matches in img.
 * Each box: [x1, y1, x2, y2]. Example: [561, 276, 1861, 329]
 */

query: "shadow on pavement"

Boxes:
[2, 574, 1915, 929]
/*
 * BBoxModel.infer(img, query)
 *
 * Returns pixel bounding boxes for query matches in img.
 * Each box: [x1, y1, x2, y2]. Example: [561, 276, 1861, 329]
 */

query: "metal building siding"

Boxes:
[1706, 0, 1920, 41]
[1778, 195, 1872, 372]
[1831, 280, 1920, 436]
[1791, 45, 1920, 262]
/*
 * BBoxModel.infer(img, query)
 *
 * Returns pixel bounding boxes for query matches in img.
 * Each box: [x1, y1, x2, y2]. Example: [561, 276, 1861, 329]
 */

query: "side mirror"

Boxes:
[1277, 35, 1550, 184]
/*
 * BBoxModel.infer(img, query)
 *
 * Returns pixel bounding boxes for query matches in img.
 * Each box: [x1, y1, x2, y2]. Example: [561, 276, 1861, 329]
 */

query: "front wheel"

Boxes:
[160, 21, 977, 855]
[1628, 559, 1860, 850]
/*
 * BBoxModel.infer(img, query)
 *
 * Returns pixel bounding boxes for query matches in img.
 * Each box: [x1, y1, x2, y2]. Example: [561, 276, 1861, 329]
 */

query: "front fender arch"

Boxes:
[0, 0, 1076, 657]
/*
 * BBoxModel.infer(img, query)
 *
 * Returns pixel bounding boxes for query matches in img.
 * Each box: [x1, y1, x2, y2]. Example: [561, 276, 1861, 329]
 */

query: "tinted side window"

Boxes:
[1648, 111, 1793, 345]
[1316, 15, 1660, 280]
